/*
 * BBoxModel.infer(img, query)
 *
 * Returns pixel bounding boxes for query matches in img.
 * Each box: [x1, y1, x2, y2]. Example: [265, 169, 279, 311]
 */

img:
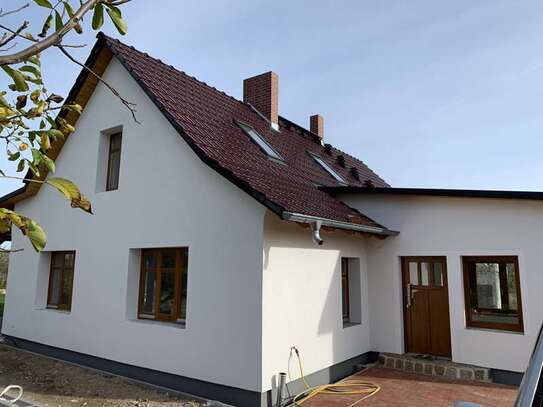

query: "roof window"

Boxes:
[309, 152, 348, 185]
[236, 121, 285, 163]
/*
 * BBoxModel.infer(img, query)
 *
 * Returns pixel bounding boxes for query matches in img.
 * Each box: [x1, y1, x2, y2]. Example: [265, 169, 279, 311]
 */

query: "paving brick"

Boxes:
[302, 367, 517, 407]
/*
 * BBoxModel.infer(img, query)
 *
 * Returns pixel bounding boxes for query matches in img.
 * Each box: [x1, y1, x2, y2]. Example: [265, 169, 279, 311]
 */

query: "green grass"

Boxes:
[0, 293, 4, 317]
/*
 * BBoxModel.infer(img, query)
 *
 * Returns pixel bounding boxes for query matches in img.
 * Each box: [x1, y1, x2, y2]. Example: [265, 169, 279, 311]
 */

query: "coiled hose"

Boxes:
[287, 347, 380, 407]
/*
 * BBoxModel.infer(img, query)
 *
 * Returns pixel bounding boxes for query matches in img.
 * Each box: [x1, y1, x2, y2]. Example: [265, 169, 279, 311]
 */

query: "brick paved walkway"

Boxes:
[301, 367, 517, 407]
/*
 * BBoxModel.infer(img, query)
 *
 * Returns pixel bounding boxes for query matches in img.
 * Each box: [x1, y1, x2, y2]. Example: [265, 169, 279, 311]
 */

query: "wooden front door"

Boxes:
[401, 256, 451, 357]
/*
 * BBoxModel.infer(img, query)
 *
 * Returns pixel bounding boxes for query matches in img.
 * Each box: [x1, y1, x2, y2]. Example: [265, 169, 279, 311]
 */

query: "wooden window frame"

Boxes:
[341, 257, 350, 322]
[137, 248, 188, 324]
[47, 251, 76, 311]
[462, 255, 524, 333]
[106, 132, 122, 191]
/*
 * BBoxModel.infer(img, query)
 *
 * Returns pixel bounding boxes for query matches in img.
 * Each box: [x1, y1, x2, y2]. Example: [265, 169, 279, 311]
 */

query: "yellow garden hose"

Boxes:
[289, 347, 380, 407]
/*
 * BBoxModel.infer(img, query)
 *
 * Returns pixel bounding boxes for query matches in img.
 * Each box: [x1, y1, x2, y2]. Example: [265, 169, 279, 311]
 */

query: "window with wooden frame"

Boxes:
[106, 132, 122, 191]
[462, 256, 524, 332]
[47, 251, 76, 311]
[341, 258, 350, 322]
[138, 248, 188, 324]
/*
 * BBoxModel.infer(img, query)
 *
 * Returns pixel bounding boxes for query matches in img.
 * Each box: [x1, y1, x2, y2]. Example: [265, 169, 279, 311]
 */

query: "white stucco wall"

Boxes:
[261, 212, 371, 391]
[2, 58, 266, 392]
[340, 193, 543, 373]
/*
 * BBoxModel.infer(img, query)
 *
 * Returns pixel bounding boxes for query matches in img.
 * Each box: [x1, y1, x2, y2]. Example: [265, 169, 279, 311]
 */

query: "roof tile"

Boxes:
[102, 35, 390, 230]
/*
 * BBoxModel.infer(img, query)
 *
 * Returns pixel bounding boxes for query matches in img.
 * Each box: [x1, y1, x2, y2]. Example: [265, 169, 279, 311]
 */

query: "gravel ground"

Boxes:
[0, 343, 207, 407]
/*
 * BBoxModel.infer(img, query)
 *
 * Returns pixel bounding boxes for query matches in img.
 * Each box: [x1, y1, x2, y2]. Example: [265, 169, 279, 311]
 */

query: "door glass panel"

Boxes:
[421, 262, 431, 286]
[141, 271, 156, 315]
[159, 272, 175, 315]
[409, 262, 418, 285]
[161, 252, 176, 269]
[433, 262, 443, 287]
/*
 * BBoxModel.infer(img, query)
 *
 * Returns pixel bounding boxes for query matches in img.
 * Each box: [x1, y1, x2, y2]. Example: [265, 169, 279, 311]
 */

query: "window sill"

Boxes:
[343, 321, 361, 329]
[465, 326, 524, 335]
[130, 318, 186, 329]
[34, 306, 71, 314]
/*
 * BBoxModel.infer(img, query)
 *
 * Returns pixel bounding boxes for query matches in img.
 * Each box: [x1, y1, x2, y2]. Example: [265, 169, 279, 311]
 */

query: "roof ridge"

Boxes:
[99, 33, 244, 107]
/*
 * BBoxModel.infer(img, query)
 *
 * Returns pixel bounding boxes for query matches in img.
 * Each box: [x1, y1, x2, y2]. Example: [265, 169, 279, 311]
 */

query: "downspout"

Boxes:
[310, 220, 323, 246]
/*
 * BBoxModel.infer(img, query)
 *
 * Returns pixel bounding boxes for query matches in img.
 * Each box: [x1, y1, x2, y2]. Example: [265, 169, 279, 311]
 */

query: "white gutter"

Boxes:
[282, 212, 399, 238]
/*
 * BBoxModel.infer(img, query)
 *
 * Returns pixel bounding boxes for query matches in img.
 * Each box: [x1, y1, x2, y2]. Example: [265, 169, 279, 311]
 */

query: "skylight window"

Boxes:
[237, 121, 284, 163]
[309, 152, 348, 185]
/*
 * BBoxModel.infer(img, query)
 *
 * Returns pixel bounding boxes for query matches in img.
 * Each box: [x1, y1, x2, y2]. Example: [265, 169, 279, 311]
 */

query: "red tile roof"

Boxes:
[99, 34, 394, 233]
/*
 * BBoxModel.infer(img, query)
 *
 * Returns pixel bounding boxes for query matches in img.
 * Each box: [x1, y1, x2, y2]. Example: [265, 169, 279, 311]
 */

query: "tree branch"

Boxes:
[103, 0, 133, 5]
[0, 3, 30, 19]
[0, 23, 86, 48]
[0, 0, 99, 65]
[58, 45, 139, 123]
[0, 21, 29, 48]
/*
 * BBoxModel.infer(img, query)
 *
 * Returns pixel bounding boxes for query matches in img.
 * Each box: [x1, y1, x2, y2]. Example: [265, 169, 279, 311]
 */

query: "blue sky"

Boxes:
[2, 0, 543, 196]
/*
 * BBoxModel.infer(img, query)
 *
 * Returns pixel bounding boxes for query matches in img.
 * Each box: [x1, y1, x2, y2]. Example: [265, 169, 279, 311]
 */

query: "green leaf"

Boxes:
[19, 65, 41, 79]
[16, 160, 25, 173]
[47, 129, 65, 140]
[8, 152, 20, 161]
[106, 6, 127, 35]
[0, 93, 9, 107]
[63, 1, 75, 16]
[33, 0, 53, 8]
[55, 10, 63, 32]
[47, 177, 93, 214]
[0, 209, 46, 251]
[27, 55, 41, 67]
[38, 14, 53, 38]
[26, 219, 47, 252]
[1, 66, 29, 92]
[63, 103, 82, 114]
[63, 2, 82, 34]
[42, 155, 55, 172]
[31, 148, 43, 166]
[41, 133, 51, 150]
[92, 3, 104, 30]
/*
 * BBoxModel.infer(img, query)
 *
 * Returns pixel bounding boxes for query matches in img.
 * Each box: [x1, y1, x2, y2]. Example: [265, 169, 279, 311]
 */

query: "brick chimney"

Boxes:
[243, 71, 279, 130]
[310, 114, 324, 140]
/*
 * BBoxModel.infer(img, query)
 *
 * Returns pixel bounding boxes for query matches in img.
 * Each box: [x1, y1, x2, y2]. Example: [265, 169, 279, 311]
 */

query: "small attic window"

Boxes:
[309, 152, 348, 185]
[236, 121, 284, 163]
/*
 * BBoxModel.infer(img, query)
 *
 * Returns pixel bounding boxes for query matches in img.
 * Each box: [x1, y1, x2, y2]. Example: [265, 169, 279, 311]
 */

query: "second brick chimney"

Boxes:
[310, 114, 324, 140]
[243, 71, 279, 130]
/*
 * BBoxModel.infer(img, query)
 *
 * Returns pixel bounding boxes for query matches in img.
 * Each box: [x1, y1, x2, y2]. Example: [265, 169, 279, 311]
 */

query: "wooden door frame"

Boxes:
[401, 256, 451, 356]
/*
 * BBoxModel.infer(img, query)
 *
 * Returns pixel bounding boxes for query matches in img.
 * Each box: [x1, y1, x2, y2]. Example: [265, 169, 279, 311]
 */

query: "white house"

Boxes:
[1, 33, 539, 406]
